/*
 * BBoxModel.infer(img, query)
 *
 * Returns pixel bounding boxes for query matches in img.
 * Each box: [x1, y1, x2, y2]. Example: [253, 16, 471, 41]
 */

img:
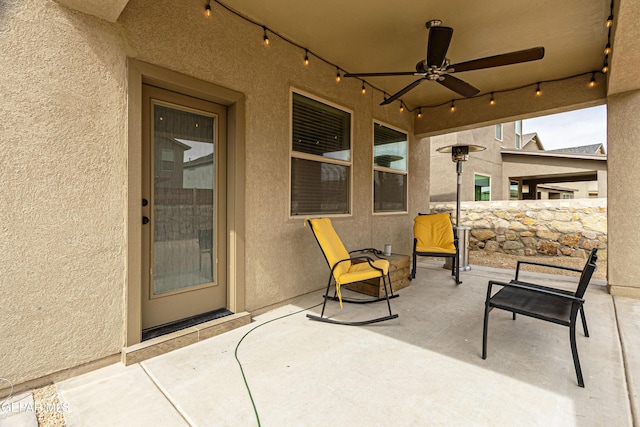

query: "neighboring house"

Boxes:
[430, 122, 607, 201]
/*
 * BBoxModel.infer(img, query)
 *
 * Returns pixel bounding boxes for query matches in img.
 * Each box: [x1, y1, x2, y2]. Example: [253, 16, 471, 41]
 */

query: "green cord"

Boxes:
[234, 302, 322, 427]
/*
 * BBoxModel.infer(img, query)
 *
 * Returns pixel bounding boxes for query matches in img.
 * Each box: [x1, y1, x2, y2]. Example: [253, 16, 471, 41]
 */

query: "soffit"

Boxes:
[227, 0, 610, 109]
[55, 0, 129, 22]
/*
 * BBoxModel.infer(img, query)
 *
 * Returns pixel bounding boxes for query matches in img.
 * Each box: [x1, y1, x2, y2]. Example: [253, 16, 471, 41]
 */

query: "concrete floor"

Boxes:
[4, 261, 639, 426]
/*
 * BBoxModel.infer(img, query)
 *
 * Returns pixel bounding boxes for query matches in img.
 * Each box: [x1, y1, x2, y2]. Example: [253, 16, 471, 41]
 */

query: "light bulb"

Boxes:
[604, 43, 611, 55]
[205, 0, 211, 17]
[450, 101, 455, 112]
[335, 68, 341, 83]
[304, 50, 309, 66]
[606, 14, 613, 27]
[490, 93, 495, 105]
[535, 83, 541, 96]
[361, 83, 366, 94]
[589, 73, 596, 87]
[263, 27, 270, 46]
[417, 109, 423, 118]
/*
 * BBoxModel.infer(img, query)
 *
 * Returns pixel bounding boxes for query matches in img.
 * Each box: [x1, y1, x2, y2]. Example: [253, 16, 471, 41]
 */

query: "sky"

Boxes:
[522, 105, 607, 151]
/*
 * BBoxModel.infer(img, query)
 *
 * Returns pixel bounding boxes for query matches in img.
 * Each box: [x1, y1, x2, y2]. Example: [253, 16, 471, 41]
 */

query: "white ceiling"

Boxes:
[226, 0, 610, 109]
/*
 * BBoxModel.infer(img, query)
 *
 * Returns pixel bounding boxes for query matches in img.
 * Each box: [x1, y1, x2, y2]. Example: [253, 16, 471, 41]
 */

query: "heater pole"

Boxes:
[456, 160, 463, 227]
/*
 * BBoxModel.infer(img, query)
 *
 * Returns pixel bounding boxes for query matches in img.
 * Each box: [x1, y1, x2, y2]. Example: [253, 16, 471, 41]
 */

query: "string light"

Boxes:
[417, 108, 423, 118]
[602, 60, 609, 74]
[361, 82, 366, 94]
[589, 73, 596, 87]
[335, 67, 341, 83]
[204, 0, 212, 17]
[304, 50, 309, 66]
[489, 92, 495, 105]
[399, 102, 404, 113]
[450, 100, 455, 112]
[263, 27, 270, 46]
[606, 13, 613, 27]
[535, 83, 542, 96]
[604, 42, 612, 55]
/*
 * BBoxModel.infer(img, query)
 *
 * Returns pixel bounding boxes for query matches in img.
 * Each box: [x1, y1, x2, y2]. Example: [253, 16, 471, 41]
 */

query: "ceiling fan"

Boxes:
[344, 20, 545, 106]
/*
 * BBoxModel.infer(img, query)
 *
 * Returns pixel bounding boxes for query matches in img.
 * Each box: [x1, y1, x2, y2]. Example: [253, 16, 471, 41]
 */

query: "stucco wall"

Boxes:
[1, 0, 421, 385]
[1, 1, 127, 385]
[116, 0, 418, 310]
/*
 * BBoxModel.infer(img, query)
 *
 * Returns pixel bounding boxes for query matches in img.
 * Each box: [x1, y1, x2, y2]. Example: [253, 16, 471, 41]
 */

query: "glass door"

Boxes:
[141, 85, 227, 330]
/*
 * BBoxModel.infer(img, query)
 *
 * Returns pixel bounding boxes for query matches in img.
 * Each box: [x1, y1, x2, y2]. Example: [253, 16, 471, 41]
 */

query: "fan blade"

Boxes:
[437, 74, 480, 97]
[427, 26, 454, 67]
[447, 47, 545, 73]
[344, 71, 422, 77]
[380, 78, 426, 105]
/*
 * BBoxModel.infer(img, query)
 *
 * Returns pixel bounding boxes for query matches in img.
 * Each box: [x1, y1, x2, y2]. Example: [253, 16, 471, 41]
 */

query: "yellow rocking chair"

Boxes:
[306, 218, 399, 325]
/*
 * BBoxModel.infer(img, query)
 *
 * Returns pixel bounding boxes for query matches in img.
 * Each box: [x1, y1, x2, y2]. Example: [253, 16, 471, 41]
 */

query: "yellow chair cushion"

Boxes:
[337, 259, 389, 285]
[414, 213, 456, 254]
[308, 218, 351, 279]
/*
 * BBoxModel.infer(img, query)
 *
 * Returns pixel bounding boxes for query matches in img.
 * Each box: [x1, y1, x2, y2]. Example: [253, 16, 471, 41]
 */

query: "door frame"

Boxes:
[126, 59, 246, 346]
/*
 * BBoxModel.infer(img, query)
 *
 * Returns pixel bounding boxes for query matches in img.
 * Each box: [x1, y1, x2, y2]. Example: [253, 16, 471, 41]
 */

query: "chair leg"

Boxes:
[482, 302, 490, 359]
[454, 254, 461, 285]
[580, 306, 589, 337]
[570, 320, 585, 387]
[512, 312, 516, 320]
[382, 274, 394, 317]
[318, 276, 333, 318]
[411, 252, 417, 279]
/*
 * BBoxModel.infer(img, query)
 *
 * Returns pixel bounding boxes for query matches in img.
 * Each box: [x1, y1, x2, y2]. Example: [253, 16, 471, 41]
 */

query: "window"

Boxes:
[474, 174, 491, 201]
[515, 120, 522, 149]
[373, 122, 408, 213]
[290, 91, 351, 216]
[161, 149, 175, 171]
[495, 124, 503, 141]
[510, 181, 519, 200]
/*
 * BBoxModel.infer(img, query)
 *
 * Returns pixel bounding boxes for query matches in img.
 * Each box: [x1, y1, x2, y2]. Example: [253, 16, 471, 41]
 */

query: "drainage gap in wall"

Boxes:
[142, 308, 235, 341]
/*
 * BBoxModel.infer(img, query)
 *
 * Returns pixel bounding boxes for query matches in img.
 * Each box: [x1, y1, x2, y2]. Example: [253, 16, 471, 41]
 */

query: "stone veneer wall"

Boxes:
[430, 199, 607, 259]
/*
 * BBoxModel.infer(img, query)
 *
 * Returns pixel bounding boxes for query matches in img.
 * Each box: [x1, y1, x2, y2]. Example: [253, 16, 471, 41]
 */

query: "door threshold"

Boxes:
[122, 311, 251, 365]
[142, 308, 235, 341]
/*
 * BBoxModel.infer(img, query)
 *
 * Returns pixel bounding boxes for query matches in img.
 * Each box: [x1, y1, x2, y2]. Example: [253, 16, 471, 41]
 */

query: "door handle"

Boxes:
[142, 216, 150, 225]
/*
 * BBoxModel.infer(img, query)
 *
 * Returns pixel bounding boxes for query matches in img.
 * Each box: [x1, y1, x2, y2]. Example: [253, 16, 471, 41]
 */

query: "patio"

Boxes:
[21, 260, 638, 426]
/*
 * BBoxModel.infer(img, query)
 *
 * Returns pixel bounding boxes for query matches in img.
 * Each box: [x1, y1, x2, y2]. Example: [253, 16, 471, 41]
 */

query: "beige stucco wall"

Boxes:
[1, 0, 419, 386]
[0, 0, 127, 386]
[607, 89, 640, 298]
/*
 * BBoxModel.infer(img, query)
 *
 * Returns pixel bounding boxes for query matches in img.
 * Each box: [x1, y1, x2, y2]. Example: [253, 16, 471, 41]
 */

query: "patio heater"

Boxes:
[435, 144, 486, 274]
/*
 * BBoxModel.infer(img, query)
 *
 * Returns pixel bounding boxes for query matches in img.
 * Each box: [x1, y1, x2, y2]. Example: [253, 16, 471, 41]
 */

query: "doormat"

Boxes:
[142, 308, 235, 341]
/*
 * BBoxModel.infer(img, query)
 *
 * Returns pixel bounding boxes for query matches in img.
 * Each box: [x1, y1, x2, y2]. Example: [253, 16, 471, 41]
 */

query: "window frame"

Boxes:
[372, 120, 409, 215]
[474, 173, 491, 201]
[495, 124, 503, 141]
[289, 89, 353, 218]
[515, 120, 522, 149]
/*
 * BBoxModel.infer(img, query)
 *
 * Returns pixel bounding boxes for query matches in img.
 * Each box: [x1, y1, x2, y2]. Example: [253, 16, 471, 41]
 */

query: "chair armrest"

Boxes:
[515, 260, 582, 281]
[487, 279, 584, 303]
[349, 248, 384, 258]
[332, 255, 385, 274]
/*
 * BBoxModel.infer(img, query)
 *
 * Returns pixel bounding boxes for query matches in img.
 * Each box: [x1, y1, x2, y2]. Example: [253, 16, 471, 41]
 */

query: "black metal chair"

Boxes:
[410, 213, 460, 284]
[305, 218, 398, 326]
[482, 248, 598, 387]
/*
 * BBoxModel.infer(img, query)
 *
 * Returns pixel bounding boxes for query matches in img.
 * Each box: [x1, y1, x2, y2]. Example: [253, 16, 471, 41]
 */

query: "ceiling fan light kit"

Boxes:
[344, 20, 545, 106]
